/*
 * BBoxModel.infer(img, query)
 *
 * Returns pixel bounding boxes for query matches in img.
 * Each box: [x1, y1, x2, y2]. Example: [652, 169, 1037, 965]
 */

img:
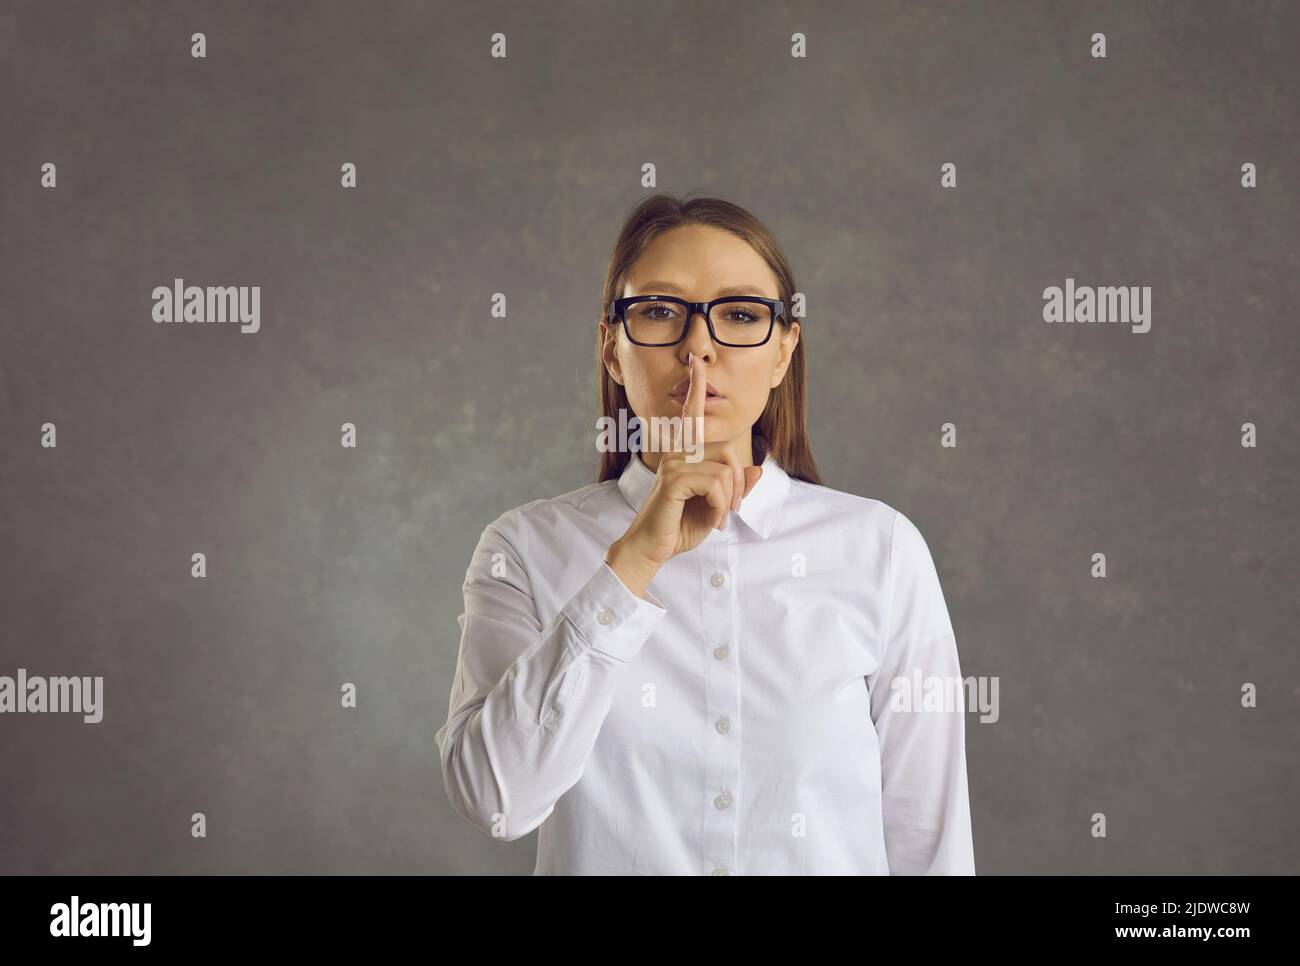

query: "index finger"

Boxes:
[678, 351, 706, 458]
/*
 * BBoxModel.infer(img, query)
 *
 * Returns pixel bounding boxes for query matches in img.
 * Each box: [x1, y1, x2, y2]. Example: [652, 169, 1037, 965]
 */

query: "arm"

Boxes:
[866, 510, 976, 874]
[434, 511, 668, 841]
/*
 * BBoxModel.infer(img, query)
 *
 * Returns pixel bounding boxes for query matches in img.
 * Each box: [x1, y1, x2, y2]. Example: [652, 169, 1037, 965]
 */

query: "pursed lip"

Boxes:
[669, 378, 723, 398]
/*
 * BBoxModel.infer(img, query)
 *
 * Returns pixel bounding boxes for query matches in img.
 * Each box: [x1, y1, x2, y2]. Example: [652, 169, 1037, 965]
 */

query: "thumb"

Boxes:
[742, 465, 763, 497]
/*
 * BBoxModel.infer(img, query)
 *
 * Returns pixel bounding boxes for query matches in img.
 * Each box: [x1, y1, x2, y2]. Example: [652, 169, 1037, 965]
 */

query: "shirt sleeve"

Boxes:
[434, 510, 668, 841]
[866, 509, 976, 874]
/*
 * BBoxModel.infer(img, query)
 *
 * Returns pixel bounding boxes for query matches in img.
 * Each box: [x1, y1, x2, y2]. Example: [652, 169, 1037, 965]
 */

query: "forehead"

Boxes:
[624, 224, 778, 299]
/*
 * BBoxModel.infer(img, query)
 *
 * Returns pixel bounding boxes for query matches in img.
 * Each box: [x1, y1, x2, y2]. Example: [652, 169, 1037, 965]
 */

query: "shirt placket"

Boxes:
[702, 527, 741, 875]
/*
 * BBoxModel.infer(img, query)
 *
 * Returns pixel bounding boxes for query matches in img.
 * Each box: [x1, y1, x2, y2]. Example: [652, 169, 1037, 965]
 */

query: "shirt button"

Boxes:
[710, 572, 725, 588]
[714, 792, 731, 810]
[597, 609, 613, 625]
[713, 644, 730, 660]
[710, 867, 729, 876]
[715, 716, 730, 734]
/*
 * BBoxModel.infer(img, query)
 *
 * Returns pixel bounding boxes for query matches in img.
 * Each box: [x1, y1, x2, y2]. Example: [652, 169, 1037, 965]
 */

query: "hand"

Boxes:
[605, 352, 763, 597]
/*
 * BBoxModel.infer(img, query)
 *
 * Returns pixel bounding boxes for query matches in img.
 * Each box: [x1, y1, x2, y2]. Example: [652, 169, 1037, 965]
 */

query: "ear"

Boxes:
[600, 319, 625, 386]
[769, 321, 800, 388]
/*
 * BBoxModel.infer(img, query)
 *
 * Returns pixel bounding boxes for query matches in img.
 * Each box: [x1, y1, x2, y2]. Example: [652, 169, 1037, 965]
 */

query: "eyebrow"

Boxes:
[634, 281, 774, 299]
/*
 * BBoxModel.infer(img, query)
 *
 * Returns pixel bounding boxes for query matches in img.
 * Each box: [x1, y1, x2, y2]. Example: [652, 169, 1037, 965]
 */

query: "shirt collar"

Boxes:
[616, 449, 792, 540]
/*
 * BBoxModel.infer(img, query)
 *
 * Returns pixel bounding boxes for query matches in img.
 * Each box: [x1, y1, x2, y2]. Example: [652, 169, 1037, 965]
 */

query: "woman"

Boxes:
[435, 193, 975, 875]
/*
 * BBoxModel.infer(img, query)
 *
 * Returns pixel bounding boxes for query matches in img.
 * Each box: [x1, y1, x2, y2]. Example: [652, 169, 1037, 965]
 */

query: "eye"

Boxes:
[717, 302, 767, 324]
[633, 301, 683, 322]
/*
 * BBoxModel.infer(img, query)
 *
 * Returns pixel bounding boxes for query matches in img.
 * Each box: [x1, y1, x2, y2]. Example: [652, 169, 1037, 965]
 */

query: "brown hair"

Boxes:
[595, 192, 823, 485]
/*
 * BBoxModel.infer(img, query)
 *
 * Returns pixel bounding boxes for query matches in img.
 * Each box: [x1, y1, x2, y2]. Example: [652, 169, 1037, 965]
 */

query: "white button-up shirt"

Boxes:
[435, 450, 976, 874]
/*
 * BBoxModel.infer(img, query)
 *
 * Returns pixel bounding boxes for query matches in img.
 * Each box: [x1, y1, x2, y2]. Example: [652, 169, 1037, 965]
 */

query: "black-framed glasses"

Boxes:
[608, 295, 788, 347]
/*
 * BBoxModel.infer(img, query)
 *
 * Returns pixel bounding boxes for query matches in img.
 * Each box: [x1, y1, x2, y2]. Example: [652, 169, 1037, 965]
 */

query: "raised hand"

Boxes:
[605, 352, 763, 598]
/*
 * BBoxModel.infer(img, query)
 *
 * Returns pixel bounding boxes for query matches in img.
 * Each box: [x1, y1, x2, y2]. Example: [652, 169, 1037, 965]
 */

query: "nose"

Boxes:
[680, 310, 717, 362]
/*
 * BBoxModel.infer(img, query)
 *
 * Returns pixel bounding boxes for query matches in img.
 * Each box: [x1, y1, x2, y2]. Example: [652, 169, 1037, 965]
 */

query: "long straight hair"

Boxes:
[595, 192, 823, 485]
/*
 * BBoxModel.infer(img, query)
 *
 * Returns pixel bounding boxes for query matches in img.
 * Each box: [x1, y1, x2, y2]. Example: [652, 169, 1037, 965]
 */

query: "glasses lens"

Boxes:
[624, 298, 687, 345]
[710, 300, 773, 345]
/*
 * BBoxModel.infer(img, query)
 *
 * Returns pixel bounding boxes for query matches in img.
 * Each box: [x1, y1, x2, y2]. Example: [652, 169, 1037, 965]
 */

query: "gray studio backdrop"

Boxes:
[2, 0, 1297, 874]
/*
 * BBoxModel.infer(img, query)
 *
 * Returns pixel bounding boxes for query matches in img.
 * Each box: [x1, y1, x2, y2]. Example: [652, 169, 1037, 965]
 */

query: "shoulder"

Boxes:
[783, 473, 903, 540]
[783, 474, 942, 569]
[480, 477, 622, 546]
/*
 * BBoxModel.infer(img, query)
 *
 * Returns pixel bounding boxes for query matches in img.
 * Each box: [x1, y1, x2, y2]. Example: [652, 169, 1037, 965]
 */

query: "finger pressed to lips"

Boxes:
[679, 355, 746, 516]
[670, 379, 722, 397]
[669, 392, 725, 411]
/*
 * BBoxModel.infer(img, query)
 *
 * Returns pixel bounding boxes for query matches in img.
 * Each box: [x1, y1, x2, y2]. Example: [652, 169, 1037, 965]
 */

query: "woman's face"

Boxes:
[601, 224, 800, 464]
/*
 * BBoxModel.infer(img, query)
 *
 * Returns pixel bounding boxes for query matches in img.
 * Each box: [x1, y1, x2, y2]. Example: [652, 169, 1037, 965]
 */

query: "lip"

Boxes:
[670, 391, 726, 409]
[670, 378, 724, 398]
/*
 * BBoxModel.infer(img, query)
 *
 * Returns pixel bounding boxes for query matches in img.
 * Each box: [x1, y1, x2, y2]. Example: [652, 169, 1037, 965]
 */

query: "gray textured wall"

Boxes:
[1, 0, 1296, 874]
